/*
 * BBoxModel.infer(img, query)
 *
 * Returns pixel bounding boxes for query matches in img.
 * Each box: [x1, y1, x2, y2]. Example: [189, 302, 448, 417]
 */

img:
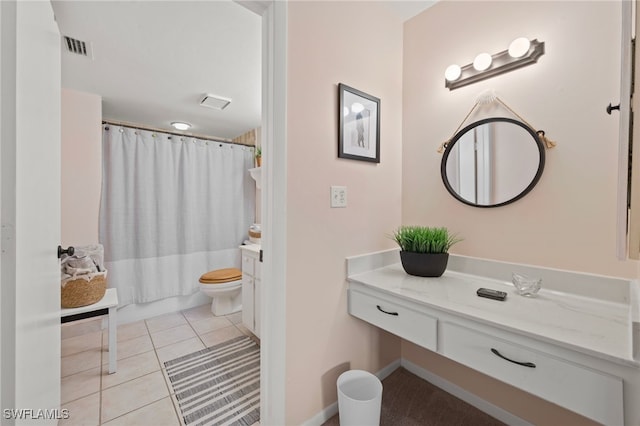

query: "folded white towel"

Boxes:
[60, 244, 106, 284]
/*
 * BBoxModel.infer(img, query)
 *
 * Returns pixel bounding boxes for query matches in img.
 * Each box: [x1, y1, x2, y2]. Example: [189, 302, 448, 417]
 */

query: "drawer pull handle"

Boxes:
[376, 305, 398, 316]
[491, 348, 536, 368]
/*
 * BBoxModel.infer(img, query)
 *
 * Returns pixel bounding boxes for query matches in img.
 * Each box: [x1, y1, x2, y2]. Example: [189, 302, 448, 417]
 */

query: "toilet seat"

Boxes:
[199, 267, 242, 284]
[198, 267, 243, 316]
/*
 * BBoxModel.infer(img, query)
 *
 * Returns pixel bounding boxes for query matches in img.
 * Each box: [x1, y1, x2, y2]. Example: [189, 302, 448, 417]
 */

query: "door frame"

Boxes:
[242, 1, 288, 424]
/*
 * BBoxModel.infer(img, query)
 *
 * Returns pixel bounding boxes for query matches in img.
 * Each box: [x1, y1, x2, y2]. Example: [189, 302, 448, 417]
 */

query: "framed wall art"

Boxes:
[338, 83, 380, 163]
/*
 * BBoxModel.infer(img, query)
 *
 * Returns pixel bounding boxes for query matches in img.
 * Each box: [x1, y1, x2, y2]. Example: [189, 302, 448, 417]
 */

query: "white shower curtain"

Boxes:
[99, 125, 255, 306]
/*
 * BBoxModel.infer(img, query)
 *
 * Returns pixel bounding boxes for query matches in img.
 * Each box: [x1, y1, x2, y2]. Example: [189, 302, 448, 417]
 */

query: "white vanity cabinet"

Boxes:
[347, 251, 640, 425]
[240, 245, 261, 338]
[349, 283, 626, 425]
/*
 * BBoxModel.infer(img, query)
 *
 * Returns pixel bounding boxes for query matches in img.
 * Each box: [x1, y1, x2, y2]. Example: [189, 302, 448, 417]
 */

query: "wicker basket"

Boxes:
[61, 272, 107, 308]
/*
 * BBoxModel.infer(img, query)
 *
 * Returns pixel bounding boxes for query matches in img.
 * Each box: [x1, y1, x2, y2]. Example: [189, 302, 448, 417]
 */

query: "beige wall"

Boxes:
[401, 1, 634, 424]
[285, 2, 404, 423]
[403, 0, 637, 278]
[61, 88, 102, 247]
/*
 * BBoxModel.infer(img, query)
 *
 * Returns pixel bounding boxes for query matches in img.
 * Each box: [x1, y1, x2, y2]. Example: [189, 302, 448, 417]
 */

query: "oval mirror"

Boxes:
[441, 117, 545, 207]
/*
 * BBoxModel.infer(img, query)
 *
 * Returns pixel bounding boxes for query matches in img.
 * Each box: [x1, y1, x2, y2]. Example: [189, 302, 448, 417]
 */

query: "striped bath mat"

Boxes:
[164, 335, 260, 426]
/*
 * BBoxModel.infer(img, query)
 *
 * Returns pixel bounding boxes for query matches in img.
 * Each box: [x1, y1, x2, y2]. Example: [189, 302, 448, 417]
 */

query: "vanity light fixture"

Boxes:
[445, 38, 545, 91]
[171, 121, 191, 131]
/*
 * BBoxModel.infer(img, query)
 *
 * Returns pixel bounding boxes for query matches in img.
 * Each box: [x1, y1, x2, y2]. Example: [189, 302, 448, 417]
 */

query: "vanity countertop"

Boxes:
[240, 242, 261, 254]
[347, 252, 639, 367]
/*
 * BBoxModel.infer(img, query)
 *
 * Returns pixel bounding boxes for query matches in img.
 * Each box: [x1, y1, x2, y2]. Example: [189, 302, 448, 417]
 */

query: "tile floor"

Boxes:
[60, 304, 257, 426]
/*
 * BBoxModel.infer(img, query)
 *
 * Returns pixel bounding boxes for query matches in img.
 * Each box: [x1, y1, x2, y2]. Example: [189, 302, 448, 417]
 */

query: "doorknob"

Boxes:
[606, 102, 620, 115]
[58, 245, 75, 259]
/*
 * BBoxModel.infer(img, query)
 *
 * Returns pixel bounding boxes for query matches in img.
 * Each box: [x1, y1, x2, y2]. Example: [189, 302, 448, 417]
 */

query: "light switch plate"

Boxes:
[331, 186, 347, 208]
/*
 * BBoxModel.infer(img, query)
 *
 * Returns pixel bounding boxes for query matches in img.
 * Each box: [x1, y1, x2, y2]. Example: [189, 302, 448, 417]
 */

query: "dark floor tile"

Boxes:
[324, 367, 505, 426]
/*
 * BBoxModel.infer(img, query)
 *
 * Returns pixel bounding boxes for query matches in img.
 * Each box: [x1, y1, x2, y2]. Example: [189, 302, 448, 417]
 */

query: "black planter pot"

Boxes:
[399, 251, 449, 277]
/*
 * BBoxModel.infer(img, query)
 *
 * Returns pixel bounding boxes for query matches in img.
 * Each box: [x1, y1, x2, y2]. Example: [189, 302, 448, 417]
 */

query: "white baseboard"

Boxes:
[375, 358, 401, 381]
[301, 359, 401, 426]
[302, 401, 337, 426]
[401, 359, 532, 426]
[303, 358, 531, 426]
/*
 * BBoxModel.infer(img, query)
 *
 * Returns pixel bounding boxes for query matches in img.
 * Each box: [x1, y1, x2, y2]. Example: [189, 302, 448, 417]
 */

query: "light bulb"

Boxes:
[171, 122, 191, 131]
[473, 53, 492, 71]
[444, 64, 462, 81]
[508, 37, 531, 58]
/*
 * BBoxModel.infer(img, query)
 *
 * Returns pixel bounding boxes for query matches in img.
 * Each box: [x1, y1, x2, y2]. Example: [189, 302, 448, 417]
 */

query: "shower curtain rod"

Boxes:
[102, 120, 255, 147]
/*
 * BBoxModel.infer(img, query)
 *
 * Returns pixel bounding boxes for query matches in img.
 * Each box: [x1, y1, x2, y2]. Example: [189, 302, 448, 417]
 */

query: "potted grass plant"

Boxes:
[255, 146, 262, 167]
[391, 226, 461, 277]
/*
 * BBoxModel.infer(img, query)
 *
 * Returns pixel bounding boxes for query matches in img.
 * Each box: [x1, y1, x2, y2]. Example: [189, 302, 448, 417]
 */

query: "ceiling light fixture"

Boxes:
[444, 38, 545, 91]
[171, 122, 191, 131]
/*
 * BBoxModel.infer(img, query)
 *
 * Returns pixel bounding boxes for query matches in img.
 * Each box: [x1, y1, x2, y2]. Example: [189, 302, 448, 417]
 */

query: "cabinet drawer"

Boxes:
[440, 322, 623, 425]
[349, 290, 437, 351]
[242, 254, 255, 277]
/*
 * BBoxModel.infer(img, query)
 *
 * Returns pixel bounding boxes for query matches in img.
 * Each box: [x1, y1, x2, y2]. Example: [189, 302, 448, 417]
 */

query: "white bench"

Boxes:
[61, 288, 118, 374]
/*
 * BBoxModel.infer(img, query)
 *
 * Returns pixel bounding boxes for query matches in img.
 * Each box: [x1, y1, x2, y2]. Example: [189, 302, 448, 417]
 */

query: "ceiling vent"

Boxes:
[200, 94, 232, 110]
[62, 35, 93, 59]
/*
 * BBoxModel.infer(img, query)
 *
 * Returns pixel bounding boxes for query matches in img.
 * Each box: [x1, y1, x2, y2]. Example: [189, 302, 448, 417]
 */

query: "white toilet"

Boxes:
[198, 267, 242, 316]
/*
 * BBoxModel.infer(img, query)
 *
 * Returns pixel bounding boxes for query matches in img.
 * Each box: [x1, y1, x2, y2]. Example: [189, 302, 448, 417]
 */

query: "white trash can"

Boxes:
[337, 370, 383, 426]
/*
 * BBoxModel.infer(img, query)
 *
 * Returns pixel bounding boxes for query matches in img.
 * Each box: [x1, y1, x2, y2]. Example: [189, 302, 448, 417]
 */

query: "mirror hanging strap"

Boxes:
[437, 102, 481, 153]
[494, 97, 557, 150]
[437, 94, 557, 153]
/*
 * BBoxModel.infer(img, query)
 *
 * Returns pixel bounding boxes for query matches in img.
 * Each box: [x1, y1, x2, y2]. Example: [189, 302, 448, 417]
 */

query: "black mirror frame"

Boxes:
[440, 117, 546, 208]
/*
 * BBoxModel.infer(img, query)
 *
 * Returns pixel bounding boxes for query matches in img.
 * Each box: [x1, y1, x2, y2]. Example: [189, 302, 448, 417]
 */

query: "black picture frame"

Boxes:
[338, 83, 380, 163]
